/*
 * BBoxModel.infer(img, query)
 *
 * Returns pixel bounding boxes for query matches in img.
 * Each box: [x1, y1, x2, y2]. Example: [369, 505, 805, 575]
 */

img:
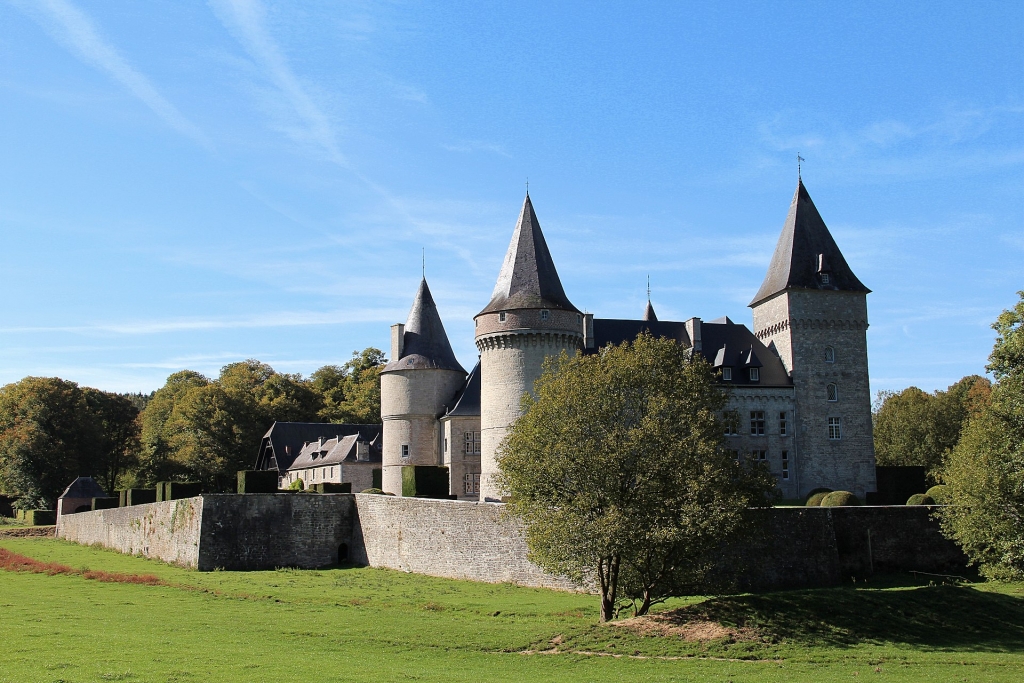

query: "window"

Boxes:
[821, 273, 831, 285]
[444, 438, 448, 453]
[540, 309, 550, 321]
[752, 449, 767, 462]
[728, 449, 739, 460]
[723, 412, 740, 436]
[499, 311, 507, 322]
[750, 411, 765, 436]
[464, 431, 481, 455]
[781, 451, 789, 480]
[828, 417, 842, 440]
[464, 473, 481, 495]
[779, 411, 788, 436]
[401, 444, 410, 458]
[827, 383, 838, 402]
[825, 346, 835, 363]
[722, 367, 732, 381]
[749, 367, 759, 382]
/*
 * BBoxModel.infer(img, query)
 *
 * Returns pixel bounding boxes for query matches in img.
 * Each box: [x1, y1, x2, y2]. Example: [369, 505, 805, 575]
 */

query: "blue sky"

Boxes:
[1, 0, 1021, 395]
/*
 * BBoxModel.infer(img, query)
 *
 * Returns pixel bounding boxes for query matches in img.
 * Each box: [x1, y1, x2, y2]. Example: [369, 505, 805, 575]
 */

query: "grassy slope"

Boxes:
[0, 539, 1022, 682]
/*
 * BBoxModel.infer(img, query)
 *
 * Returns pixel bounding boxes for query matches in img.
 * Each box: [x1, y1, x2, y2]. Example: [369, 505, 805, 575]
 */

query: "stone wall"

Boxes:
[350, 494, 579, 590]
[56, 497, 204, 568]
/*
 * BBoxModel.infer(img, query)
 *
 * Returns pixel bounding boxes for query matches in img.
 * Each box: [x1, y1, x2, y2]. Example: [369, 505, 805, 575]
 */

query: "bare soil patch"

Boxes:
[0, 525, 55, 538]
[610, 610, 759, 643]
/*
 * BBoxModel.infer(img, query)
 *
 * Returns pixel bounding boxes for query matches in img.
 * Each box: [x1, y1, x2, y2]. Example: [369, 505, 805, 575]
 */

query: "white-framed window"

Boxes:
[821, 273, 831, 285]
[540, 309, 550, 321]
[827, 383, 838, 402]
[401, 444, 410, 458]
[752, 450, 767, 463]
[499, 311, 507, 322]
[464, 431, 481, 455]
[723, 412, 740, 436]
[781, 451, 789, 479]
[825, 346, 835, 363]
[749, 367, 759, 382]
[779, 411, 788, 436]
[722, 367, 732, 381]
[464, 472, 481, 495]
[750, 411, 765, 436]
[828, 417, 842, 440]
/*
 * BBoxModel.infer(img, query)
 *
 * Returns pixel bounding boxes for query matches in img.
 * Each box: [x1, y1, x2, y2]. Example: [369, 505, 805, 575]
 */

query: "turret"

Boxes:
[381, 278, 467, 496]
[749, 180, 875, 498]
[474, 194, 583, 501]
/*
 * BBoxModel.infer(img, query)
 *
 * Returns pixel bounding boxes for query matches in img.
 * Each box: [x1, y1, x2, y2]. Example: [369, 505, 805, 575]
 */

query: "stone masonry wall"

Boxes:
[56, 497, 203, 568]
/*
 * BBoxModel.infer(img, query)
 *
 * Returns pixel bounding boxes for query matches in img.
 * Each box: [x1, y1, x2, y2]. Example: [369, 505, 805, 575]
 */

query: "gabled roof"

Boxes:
[384, 278, 466, 373]
[587, 319, 691, 353]
[750, 180, 870, 307]
[59, 476, 107, 500]
[643, 301, 658, 322]
[285, 433, 382, 471]
[698, 319, 790, 387]
[445, 361, 481, 417]
[255, 422, 382, 471]
[478, 195, 580, 315]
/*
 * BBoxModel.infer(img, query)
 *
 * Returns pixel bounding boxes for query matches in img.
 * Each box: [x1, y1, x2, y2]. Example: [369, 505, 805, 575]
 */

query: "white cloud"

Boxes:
[15, 0, 208, 145]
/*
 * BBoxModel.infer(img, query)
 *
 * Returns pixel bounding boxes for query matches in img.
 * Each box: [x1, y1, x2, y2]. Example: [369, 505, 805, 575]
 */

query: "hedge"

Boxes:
[91, 497, 119, 511]
[907, 493, 936, 506]
[237, 470, 279, 494]
[311, 482, 352, 494]
[360, 488, 385, 495]
[165, 482, 202, 500]
[820, 491, 860, 507]
[125, 489, 157, 506]
[24, 510, 56, 526]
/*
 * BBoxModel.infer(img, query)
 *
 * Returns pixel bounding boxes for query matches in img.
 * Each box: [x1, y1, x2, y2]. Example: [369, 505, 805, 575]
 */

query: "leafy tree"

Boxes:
[497, 333, 777, 621]
[83, 389, 141, 494]
[873, 375, 991, 482]
[312, 348, 386, 423]
[940, 292, 1024, 579]
[138, 370, 211, 485]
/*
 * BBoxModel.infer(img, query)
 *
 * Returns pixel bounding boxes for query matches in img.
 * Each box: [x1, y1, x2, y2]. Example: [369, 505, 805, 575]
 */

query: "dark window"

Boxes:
[499, 311, 507, 322]
[750, 411, 765, 436]
[540, 309, 549, 321]
[722, 367, 732, 381]
[752, 450, 767, 462]
[821, 273, 831, 285]
[825, 346, 835, 363]
[827, 383, 838, 402]
[782, 451, 789, 479]
[828, 417, 842, 440]
[338, 543, 349, 563]
[749, 367, 759, 382]
[779, 411, 788, 436]
[401, 444, 409, 458]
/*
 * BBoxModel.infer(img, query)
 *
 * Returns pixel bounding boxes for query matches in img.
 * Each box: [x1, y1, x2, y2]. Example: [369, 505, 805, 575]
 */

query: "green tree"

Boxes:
[82, 389, 141, 494]
[312, 348, 386, 423]
[497, 334, 777, 621]
[138, 370, 211, 485]
[940, 292, 1024, 579]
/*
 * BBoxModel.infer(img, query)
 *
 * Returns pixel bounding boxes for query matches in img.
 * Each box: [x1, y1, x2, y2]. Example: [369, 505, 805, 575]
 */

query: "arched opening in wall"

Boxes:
[338, 543, 349, 564]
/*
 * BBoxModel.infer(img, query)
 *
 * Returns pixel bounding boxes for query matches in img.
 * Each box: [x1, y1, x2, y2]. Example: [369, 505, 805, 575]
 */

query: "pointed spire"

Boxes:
[384, 278, 466, 373]
[643, 300, 658, 322]
[478, 195, 580, 315]
[749, 180, 870, 307]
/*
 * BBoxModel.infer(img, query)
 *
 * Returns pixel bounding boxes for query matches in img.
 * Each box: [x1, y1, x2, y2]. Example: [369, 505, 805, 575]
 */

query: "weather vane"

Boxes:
[422, 248, 425, 279]
[525, 177, 529, 195]
[797, 153, 805, 181]
[647, 274, 651, 302]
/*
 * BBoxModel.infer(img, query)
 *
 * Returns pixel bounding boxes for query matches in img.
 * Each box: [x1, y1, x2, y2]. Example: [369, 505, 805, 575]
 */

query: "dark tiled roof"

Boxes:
[643, 301, 658, 322]
[750, 180, 870, 307]
[384, 278, 466, 373]
[285, 433, 382, 471]
[255, 422, 382, 471]
[59, 476, 107, 499]
[445, 361, 481, 417]
[478, 195, 580, 315]
[698, 319, 790, 387]
[587, 319, 691, 352]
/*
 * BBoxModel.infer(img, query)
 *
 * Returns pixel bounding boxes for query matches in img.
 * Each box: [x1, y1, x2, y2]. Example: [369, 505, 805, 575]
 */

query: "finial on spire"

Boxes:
[525, 177, 529, 196]
[422, 248, 425, 279]
[647, 274, 651, 302]
[797, 153, 805, 181]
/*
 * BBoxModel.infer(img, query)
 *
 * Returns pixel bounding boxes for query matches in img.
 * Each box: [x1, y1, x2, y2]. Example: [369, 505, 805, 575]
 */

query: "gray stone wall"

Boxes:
[350, 494, 580, 590]
[442, 415, 482, 500]
[724, 388, 799, 499]
[56, 497, 203, 568]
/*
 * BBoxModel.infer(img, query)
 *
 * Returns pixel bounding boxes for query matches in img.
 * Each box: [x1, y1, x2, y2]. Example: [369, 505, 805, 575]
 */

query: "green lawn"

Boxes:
[1, 538, 1023, 682]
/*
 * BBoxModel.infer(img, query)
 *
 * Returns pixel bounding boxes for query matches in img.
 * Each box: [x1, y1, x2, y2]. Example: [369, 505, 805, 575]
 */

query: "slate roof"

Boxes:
[58, 476, 108, 500]
[255, 422, 382, 471]
[698, 319, 790, 387]
[478, 195, 580, 315]
[750, 180, 870, 307]
[643, 301, 658, 322]
[445, 361, 481, 417]
[587, 318, 691, 352]
[384, 278, 466, 373]
[285, 433, 382, 472]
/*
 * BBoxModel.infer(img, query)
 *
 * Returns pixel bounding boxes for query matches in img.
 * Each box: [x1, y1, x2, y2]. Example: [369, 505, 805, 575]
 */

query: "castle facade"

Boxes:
[381, 180, 877, 501]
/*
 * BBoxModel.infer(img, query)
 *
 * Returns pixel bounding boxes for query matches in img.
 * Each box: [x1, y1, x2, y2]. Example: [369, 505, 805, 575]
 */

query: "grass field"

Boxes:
[1, 538, 1023, 682]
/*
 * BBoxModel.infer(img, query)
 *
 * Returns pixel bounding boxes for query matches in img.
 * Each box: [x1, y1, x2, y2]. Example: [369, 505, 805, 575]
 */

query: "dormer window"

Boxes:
[749, 367, 759, 382]
[722, 367, 732, 381]
[540, 309, 549, 321]
[499, 311, 506, 322]
[821, 273, 831, 285]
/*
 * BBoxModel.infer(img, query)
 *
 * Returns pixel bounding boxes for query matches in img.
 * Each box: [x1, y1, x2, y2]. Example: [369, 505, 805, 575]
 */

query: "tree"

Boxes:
[940, 292, 1024, 580]
[497, 333, 777, 621]
[82, 389, 141, 495]
[873, 375, 991, 482]
[312, 348, 386, 423]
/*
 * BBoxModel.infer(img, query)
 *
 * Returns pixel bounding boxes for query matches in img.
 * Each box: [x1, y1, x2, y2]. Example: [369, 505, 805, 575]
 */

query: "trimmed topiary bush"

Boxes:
[165, 482, 202, 500]
[312, 482, 351, 494]
[360, 488, 385, 495]
[91, 497, 118, 511]
[237, 470, 279, 494]
[907, 493, 936, 505]
[820, 491, 860, 507]
[925, 485, 949, 504]
[806, 492, 830, 507]
[125, 488, 157, 506]
[24, 510, 56, 525]
[805, 488, 833, 505]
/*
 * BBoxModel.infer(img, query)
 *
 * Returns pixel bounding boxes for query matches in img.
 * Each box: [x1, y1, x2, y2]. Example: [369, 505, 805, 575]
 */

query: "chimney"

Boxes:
[390, 323, 405, 361]
[685, 317, 702, 352]
[584, 313, 595, 349]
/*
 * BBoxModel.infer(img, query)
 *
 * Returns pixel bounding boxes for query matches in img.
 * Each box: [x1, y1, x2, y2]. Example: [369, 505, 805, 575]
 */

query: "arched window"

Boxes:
[827, 383, 838, 402]
[824, 346, 835, 363]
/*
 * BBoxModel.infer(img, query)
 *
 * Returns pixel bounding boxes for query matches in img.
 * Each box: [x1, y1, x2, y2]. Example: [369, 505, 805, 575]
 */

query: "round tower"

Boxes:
[381, 278, 467, 496]
[475, 194, 583, 502]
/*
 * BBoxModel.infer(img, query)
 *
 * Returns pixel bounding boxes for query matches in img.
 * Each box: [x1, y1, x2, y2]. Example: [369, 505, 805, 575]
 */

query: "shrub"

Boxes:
[925, 485, 949, 504]
[806, 492, 830, 507]
[907, 493, 936, 505]
[236, 470, 279, 494]
[805, 488, 832, 505]
[24, 510, 56, 525]
[125, 489, 156, 506]
[820, 491, 860, 507]
[287, 479, 304, 491]
[360, 488, 385, 495]
[312, 482, 351, 494]
[165, 482, 202, 500]
[91, 497, 119, 511]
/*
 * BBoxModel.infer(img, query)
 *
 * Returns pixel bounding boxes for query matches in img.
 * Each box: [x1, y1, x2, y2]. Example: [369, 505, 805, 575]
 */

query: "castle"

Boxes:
[375, 179, 877, 502]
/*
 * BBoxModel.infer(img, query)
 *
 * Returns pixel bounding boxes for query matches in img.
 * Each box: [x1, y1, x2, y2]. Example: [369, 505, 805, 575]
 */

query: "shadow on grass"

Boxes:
[666, 580, 1024, 651]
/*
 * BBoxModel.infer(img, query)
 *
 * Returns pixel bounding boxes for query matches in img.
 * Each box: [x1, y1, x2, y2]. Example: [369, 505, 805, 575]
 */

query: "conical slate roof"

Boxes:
[478, 195, 580, 315]
[643, 300, 658, 322]
[384, 279, 466, 373]
[749, 180, 870, 307]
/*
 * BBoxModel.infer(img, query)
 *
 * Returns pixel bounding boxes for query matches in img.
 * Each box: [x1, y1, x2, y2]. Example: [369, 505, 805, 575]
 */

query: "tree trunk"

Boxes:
[599, 554, 621, 622]
[635, 590, 653, 617]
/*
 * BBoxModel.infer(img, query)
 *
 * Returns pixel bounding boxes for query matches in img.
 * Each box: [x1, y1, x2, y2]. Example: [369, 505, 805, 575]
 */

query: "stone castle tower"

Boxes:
[380, 278, 466, 495]
[750, 180, 876, 497]
[474, 195, 583, 501]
